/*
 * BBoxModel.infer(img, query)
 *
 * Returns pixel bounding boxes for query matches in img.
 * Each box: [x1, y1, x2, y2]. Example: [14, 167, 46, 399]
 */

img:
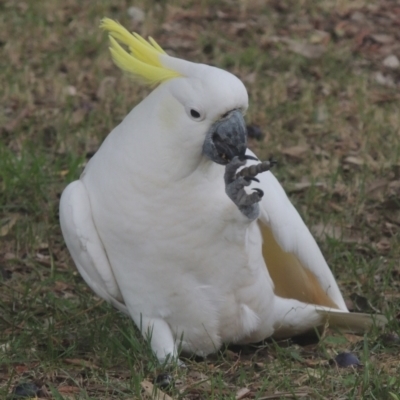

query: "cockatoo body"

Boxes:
[60, 19, 386, 362]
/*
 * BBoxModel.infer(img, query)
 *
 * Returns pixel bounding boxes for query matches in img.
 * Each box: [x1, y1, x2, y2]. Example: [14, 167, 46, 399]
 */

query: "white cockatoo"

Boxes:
[60, 19, 386, 363]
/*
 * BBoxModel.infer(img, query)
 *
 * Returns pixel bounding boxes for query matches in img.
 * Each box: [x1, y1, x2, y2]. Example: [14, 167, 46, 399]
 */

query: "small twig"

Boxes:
[258, 391, 310, 399]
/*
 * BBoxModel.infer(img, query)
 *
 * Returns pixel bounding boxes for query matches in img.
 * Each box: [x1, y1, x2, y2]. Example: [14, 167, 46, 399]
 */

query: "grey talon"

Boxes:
[241, 154, 258, 161]
[237, 160, 274, 179]
[252, 188, 264, 197]
[268, 157, 277, 166]
[224, 156, 262, 220]
[245, 176, 260, 183]
[224, 156, 245, 184]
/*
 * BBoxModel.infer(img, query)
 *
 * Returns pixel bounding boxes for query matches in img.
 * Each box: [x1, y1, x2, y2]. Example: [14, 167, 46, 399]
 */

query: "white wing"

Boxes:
[244, 149, 387, 334]
[59, 180, 128, 315]
[245, 149, 347, 311]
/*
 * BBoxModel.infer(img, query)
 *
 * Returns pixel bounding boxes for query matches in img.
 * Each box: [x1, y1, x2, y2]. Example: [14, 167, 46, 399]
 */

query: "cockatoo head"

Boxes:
[101, 19, 249, 166]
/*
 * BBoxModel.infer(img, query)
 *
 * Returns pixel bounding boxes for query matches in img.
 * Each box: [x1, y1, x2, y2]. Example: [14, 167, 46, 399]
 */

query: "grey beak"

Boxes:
[203, 109, 248, 165]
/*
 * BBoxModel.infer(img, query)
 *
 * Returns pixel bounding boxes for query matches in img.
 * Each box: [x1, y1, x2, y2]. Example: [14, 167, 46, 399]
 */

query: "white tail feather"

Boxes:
[316, 308, 387, 333]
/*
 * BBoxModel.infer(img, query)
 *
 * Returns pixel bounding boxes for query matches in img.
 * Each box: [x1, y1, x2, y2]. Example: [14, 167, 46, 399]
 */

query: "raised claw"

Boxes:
[268, 157, 277, 167]
[237, 160, 275, 179]
[244, 176, 260, 183]
[240, 154, 259, 161]
[225, 156, 266, 220]
[224, 156, 246, 185]
[252, 188, 264, 197]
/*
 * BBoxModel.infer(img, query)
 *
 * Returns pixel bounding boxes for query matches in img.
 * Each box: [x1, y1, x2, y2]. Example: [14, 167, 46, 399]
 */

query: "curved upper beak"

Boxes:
[202, 109, 248, 165]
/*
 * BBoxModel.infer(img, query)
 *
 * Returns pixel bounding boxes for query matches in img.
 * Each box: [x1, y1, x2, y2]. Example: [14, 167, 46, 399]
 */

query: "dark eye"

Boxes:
[222, 111, 230, 118]
[190, 109, 201, 119]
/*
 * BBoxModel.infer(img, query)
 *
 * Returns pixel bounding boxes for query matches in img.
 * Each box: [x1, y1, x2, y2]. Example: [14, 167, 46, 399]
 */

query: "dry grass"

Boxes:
[1, 0, 399, 398]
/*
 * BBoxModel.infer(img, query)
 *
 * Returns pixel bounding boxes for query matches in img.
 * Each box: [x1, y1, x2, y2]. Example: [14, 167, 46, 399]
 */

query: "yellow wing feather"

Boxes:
[100, 18, 181, 86]
[260, 224, 339, 309]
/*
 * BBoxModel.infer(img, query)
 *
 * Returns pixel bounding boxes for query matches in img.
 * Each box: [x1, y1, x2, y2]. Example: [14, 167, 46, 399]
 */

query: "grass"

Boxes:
[1, 0, 399, 398]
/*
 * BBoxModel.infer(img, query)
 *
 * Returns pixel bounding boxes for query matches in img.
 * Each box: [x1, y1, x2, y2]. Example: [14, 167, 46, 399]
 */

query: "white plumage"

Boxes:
[59, 19, 386, 362]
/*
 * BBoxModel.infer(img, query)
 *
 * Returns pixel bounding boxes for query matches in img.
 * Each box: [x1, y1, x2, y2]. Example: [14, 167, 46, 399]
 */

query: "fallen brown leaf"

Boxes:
[258, 391, 310, 399]
[374, 72, 395, 88]
[3, 107, 32, 132]
[343, 156, 364, 166]
[309, 30, 330, 45]
[294, 368, 322, 385]
[64, 358, 99, 369]
[63, 85, 77, 96]
[53, 281, 71, 292]
[141, 380, 173, 400]
[288, 181, 326, 193]
[374, 237, 391, 253]
[384, 291, 400, 300]
[329, 202, 344, 212]
[0, 214, 19, 237]
[58, 386, 80, 394]
[302, 359, 328, 368]
[370, 91, 400, 103]
[280, 145, 309, 159]
[312, 223, 343, 240]
[367, 178, 389, 194]
[15, 364, 29, 374]
[97, 76, 117, 100]
[383, 54, 400, 69]
[370, 34, 394, 44]
[236, 387, 251, 399]
[72, 108, 87, 125]
[343, 333, 363, 344]
[284, 39, 326, 59]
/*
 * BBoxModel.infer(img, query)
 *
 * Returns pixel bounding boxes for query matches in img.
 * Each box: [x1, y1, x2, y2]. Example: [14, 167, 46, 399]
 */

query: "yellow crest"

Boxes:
[100, 18, 181, 86]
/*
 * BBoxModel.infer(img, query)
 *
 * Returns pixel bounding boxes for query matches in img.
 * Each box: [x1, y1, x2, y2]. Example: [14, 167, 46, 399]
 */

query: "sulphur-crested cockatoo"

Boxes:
[60, 19, 386, 363]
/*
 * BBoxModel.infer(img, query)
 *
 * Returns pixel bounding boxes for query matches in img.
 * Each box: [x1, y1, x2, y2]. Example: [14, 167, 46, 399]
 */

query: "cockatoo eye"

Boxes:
[185, 106, 205, 122]
[190, 108, 200, 119]
[185, 106, 205, 121]
[190, 109, 201, 119]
